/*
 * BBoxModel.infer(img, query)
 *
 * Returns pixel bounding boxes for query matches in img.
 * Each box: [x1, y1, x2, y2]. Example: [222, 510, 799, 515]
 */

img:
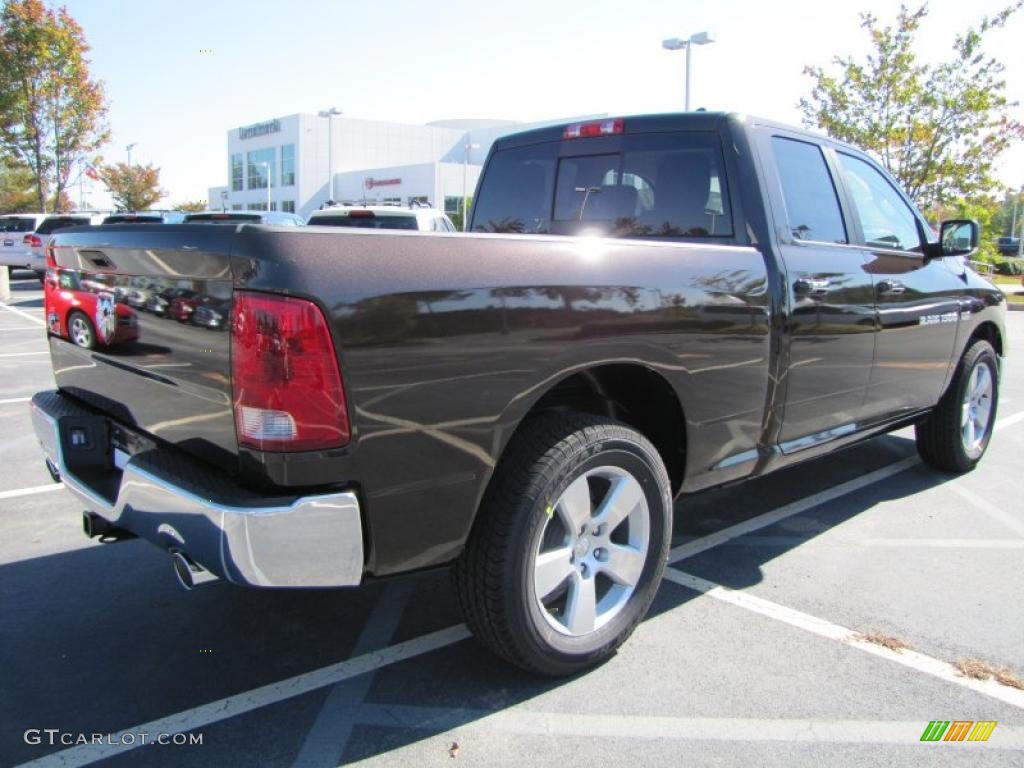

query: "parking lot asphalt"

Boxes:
[2, 269, 1023, 767]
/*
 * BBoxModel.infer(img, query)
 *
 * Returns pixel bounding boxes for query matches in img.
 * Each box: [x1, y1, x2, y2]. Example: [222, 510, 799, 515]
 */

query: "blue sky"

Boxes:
[61, 0, 1024, 207]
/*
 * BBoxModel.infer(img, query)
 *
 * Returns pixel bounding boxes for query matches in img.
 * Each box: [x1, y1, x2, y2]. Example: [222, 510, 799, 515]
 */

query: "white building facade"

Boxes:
[208, 114, 602, 222]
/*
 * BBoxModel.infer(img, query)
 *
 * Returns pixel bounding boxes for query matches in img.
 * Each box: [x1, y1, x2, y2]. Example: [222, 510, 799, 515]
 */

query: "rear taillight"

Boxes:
[563, 119, 625, 139]
[231, 292, 349, 452]
[24, 234, 42, 248]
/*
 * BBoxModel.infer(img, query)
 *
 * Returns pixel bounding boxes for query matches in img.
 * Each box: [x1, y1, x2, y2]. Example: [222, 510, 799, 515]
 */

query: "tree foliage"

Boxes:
[799, 3, 1024, 211]
[97, 162, 166, 211]
[172, 199, 207, 212]
[0, 155, 36, 212]
[0, 0, 109, 212]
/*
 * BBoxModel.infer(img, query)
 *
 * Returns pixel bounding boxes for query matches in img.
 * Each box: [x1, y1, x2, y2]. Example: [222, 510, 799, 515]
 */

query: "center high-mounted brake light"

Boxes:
[348, 210, 375, 218]
[231, 292, 350, 452]
[563, 119, 625, 139]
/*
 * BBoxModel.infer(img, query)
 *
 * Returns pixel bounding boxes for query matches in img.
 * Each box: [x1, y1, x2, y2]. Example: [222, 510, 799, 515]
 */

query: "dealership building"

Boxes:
[208, 113, 601, 222]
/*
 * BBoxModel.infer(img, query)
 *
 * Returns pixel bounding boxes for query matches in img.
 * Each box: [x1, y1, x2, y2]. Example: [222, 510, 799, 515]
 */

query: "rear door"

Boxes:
[834, 151, 960, 420]
[763, 133, 876, 450]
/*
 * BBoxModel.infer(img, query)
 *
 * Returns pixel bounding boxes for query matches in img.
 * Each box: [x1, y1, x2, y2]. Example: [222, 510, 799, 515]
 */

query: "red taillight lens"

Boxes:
[231, 292, 349, 452]
[348, 210, 374, 218]
[563, 119, 625, 139]
[24, 234, 43, 248]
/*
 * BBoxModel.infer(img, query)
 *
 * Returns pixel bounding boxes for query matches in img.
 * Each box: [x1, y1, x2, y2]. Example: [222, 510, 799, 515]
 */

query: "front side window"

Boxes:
[772, 137, 847, 244]
[281, 144, 295, 187]
[231, 154, 243, 191]
[246, 148, 275, 190]
[838, 153, 922, 252]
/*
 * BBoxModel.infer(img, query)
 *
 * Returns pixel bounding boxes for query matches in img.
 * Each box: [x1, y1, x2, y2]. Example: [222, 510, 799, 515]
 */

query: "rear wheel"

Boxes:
[453, 412, 672, 675]
[916, 339, 999, 473]
[67, 311, 96, 350]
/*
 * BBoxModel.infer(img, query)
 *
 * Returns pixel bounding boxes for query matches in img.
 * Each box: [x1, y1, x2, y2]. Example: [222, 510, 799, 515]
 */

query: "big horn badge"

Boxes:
[96, 292, 117, 345]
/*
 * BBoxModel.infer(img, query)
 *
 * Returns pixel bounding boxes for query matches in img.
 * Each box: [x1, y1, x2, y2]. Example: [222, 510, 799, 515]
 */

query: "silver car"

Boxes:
[0, 213, 48, 274]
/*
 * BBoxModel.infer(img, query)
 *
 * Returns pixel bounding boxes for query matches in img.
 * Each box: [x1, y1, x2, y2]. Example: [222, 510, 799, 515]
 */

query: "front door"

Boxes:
[834, 151, 960, 422]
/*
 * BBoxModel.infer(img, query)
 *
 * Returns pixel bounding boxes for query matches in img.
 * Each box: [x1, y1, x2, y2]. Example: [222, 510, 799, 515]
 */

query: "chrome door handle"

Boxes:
[877, 280, 905, 295]
[793, 277, 831, 296]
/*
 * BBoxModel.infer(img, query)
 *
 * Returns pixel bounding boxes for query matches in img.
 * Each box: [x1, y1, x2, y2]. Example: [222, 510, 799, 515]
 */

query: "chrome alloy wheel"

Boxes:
[532, 466, 650, 637]
[961, 362, 994, 457]
[69, 315, 92, 347]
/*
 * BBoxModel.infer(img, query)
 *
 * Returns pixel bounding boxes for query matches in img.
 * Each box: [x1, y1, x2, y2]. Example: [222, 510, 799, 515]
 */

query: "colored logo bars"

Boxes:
[920, 721, 997, 742]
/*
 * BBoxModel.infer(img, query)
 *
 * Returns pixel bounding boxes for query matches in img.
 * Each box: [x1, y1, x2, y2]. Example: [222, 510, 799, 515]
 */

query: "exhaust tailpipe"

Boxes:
[83, 512, 136, 542]
[171, 551, 219, 590]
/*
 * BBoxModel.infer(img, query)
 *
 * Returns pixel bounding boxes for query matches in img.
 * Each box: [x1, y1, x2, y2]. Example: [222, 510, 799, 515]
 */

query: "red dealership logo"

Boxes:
[364, 177, 401, 190]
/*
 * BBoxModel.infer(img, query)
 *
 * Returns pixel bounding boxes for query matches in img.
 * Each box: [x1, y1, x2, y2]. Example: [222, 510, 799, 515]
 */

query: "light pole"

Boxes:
[258, 161, 272, 211]
[662, 32, 715, 111]
[462, 135, 480, 231]
[126, 142, 138, 166]
[318, 107, 342, 204]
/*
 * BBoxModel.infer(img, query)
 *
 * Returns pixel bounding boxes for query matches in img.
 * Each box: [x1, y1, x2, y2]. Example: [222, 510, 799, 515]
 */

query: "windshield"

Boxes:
[36, 217, 90, 235]
[309, 215, 419, 230]
[0, 217, 38, 233]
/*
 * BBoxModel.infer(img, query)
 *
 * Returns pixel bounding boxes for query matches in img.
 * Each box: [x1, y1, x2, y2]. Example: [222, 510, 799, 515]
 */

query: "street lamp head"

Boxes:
[662, 38, 686, 50]
[318, 107, 342, 117]
[689, 31, 715, 45]
[125, 142, 137, 151]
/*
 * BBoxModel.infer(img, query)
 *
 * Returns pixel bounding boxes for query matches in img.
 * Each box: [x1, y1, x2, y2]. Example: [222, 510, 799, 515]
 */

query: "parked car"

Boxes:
[27, 213, 109, 279]
[31, 113, 1005, 676]
[997, 236, 1021, 256]
[169, 291, 202, 322]
[0, 213, 48, 274]
[307, 205, 456, 231]
[147, 286, 194, 316]
[44, 267, 138, 349]
[184, 211, 305, 226]
[190, 294, 231, 330]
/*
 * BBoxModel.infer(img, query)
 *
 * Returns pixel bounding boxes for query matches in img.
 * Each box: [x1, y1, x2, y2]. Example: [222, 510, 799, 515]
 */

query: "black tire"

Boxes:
[453, 412, 672, 676]
[916, 339, 999, 473]
[67, 310, 96, 350]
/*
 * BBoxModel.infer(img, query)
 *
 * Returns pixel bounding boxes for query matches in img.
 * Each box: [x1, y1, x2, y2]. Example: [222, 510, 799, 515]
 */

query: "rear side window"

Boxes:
[772, 137, 847, 244]
[36, 217, 90, 235]
[552, 133, 732, 238]
[472, 142, 559, 234]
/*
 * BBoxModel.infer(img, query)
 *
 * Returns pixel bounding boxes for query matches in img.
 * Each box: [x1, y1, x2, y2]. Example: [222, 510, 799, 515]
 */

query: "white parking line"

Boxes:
[0, 326, 46, 331]
[662, 568, 1024, 711]
[945, 482, 1024, 538]
[994, 410, 1024, 431]
[0, 484, 63, 500]
[668, 456, 920, 564]
[0, 301, 45, 326]
[352, 705, 1024, 747]
[0, 397, 31, 404]
[0, 352, 48, 358]
[14, 625, 472, 768]
[701, 535, 1024, 550]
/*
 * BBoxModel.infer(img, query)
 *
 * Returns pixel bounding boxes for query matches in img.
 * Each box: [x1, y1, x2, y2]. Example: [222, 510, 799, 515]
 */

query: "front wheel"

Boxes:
[916, 339, 999, 473]
[453, 413, 672, 676]
[67, 311, 96, 350]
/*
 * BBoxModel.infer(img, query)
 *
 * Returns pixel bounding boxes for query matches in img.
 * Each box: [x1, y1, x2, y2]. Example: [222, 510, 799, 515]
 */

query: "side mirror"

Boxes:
[933, 219, 979, 258]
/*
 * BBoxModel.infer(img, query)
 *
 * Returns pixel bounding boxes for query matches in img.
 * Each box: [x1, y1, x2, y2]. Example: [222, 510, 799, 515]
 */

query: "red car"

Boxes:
[45, 268, 139, 349]
[168, 291, 201, 322]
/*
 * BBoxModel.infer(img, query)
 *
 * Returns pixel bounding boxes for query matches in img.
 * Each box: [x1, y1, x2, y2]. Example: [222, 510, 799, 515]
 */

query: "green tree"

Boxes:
[172, 199, 207, 212]
[0, 155, 36, 212]
[0, 0, 109, 212]
[98, 162, 166, 211]
[799, 3, 1024, 212]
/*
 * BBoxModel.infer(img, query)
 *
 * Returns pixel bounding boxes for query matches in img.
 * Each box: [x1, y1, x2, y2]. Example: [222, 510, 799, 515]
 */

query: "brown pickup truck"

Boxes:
[32, 113, 1006, 674]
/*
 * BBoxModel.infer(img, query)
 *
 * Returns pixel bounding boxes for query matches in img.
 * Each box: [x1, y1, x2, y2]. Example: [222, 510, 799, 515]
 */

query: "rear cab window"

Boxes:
[309, 214, 419, 230]
[36, 217, 90, 235]
[472, 131, 734, 240]
[1, 217, 39, 233]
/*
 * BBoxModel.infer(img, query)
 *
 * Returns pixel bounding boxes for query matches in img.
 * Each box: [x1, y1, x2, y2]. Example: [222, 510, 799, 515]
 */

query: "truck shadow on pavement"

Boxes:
[1, 433, 958, 767]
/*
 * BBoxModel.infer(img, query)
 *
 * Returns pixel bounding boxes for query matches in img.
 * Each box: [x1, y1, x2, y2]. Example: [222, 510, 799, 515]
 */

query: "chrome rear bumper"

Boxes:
[30, 390, 364, 588]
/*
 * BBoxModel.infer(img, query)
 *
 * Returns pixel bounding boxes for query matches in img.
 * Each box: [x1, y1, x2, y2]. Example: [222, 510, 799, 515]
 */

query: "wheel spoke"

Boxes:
[534, 547, 573, 600]
[557, 475, 592, 533]
[564, 572, 596, 635]
[974, 365, 990, 399]
[601, 543, 645, 587]
[594, 475, 643, 532]
[963, 415, 976, 449]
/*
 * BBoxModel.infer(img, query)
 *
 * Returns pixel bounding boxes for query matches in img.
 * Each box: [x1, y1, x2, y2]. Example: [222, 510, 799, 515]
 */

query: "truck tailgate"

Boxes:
[47, 225, 239, 473]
